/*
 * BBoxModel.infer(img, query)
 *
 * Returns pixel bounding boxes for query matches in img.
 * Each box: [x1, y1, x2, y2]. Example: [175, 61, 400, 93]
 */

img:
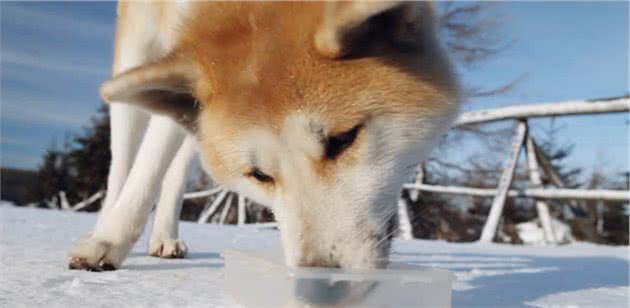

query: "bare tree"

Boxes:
[428, 1, 522, 182]
[437, 1, 522, 98]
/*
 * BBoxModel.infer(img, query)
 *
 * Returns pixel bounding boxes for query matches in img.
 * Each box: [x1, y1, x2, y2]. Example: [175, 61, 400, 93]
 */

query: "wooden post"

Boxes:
[526, 135, 556, 244]
[219, 192, 234, 224]
[408, 164, 425, 202]
[237, 194, 246, 225]
[402, 183, 629, 201]
[533, 141, 581, 219]
[479, 120, 527, 242]
[183, 186, 223, 200]
[397, 199, 414, 240]
[455, 96, 629, 126]
[197, 189, 227, 224]
[71, 191, 104, 211]
[59, 191, 71, 210]
[45, 196, 58, 209]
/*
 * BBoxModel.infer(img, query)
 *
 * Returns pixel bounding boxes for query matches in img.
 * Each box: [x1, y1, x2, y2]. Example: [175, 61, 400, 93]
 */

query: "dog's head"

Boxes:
[101, 2, 459, 270]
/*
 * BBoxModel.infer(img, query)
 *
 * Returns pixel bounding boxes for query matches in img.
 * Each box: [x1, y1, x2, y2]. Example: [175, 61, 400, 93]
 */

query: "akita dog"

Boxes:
[68, 1, 459, 271]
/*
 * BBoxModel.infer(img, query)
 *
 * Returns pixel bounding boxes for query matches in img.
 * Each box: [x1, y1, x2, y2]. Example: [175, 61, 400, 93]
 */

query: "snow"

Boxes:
[526, 286, 628, 308]
[516, 218, 575, 245]
[1, 205, 628, 307]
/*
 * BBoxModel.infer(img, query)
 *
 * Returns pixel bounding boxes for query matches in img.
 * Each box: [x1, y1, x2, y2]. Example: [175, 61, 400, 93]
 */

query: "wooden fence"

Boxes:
[405, 96, 629, 243]
[51, 96, 629, 242]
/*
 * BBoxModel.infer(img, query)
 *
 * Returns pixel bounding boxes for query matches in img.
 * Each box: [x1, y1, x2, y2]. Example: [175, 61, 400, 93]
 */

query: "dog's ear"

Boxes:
[100, 55, 200, 131]
[314, 1, 436, 58]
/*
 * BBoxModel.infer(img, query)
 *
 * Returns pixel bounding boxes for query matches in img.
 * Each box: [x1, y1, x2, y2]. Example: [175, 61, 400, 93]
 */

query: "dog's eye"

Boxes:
[247, 168, 274, 183]
[325, 124, 362, 160]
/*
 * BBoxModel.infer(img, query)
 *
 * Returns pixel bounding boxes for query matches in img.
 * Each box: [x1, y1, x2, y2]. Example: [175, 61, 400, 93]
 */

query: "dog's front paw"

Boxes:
[149, 238, 188, 259]
[68, 236, 132, 271]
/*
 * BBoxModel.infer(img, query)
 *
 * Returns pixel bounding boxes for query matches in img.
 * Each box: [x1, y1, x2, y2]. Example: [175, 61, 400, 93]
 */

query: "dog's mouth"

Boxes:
[278, 197, 400, 271]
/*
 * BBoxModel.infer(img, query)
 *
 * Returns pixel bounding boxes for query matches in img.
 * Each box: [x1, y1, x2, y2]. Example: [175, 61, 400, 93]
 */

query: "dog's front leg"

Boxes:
[149, 135, 196, 259]
[68, 115, 186, 271]
[98, 103, 150, 219]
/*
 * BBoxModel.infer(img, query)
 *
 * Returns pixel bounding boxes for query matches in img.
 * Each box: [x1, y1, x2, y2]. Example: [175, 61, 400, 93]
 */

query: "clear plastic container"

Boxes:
[223, 249, 454, 307]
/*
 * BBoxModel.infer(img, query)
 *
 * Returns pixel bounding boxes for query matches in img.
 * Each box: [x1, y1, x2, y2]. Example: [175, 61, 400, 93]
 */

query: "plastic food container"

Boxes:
[223, 249, 455, 307]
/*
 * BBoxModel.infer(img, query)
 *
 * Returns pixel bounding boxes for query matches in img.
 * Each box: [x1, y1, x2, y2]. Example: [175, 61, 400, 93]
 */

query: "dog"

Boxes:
[68, 1, 459, 272]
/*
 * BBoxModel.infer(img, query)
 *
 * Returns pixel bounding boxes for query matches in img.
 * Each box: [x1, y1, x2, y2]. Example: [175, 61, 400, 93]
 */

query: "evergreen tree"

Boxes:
[33, 106, 110, 210]
[536, 119, 582, 189]
[35, 142, 69, 206]
[66, 106, 111, 202]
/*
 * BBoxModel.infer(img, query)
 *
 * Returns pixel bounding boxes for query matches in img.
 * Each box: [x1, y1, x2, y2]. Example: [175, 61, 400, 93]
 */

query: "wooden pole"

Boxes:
[237, 194, 246, 225]
[397, 199, 414, 240]
[533, 141, 564, 187]
[402, 184, 630, 201]
[183, 186, 223, 200]
[526, 135, 556, 244]
[219, 192, 234, 224]
[479, 120, 527, 243]
[45, 196, 58, 209]
[59, 191, 71, 210]
[408, 164, 425, 202]
[455, 96, 628, 126]
[71, 191, 104, 211]
[533, 140, 581, 219]
[197, 189, 227, 224]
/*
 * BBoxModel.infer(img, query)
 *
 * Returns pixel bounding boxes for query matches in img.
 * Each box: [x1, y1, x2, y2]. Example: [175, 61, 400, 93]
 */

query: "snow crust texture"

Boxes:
[1, 206, 627, 307]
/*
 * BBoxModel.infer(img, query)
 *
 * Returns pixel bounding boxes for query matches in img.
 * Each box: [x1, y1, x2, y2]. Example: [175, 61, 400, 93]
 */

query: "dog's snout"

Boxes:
[286, 229, 390, 271]
[297, 253, 338, 268]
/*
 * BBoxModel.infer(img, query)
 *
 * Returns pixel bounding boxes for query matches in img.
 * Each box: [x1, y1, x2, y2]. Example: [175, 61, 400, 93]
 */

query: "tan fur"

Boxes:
[102, 1, 459, 270]
[169, 2, 457, 184]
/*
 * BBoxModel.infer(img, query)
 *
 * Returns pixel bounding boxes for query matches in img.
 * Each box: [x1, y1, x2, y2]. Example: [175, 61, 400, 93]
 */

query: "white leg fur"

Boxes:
[68, 2, 193, 270]
[99, 104, 149, 217]
[149, 136, 196, 258]
[69, 116, 186, 270]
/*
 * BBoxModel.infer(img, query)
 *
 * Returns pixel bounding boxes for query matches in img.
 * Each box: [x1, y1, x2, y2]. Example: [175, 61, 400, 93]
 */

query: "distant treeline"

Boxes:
[2, 106, 110, 211]
[1, 167, 39, 204]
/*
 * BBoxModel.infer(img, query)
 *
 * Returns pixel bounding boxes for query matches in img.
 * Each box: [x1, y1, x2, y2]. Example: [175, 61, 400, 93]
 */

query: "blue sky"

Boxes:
[1, 2, 115, 168]
[461, 1, 629, 178]
[1, 2, 628, 177]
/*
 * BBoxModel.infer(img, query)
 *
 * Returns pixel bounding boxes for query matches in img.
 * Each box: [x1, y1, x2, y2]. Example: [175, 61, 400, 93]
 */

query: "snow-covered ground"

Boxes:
[1, 205, 628, 307]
